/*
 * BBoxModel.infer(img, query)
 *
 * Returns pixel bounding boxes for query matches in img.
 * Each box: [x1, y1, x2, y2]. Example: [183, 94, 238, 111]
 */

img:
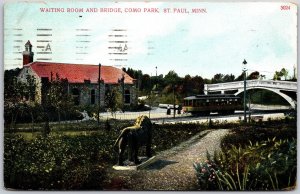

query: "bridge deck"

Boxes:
[205, 80, 297, 92]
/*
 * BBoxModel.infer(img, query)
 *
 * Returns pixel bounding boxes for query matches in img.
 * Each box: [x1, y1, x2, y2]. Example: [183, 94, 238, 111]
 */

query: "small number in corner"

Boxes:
[280, 5, 290, 10]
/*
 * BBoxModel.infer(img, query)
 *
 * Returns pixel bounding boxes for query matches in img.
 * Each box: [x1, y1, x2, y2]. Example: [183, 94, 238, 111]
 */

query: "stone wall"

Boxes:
[17, 66, 42, 103]
[68, 83, 105, 106]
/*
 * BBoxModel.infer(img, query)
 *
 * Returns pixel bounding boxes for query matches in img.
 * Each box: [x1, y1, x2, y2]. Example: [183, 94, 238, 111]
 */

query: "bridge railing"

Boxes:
[205, 80, 297, 92]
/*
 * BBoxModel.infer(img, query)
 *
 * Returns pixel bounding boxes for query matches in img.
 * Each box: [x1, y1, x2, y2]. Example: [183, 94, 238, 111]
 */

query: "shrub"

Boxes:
[221, 123, 296, 148]
[152, 123, 203, 154]
[193, 151, 219, 190]
[194, 138, 297, 190]
[4, 134, 110, 190]
[105, 119, 111, 131]
[5, 121, 208, 190]
[4, 103, 83, 124]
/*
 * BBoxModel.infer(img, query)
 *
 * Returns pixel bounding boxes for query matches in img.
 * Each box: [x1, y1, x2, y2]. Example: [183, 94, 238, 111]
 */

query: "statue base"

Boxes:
[113, 156, 157, 171]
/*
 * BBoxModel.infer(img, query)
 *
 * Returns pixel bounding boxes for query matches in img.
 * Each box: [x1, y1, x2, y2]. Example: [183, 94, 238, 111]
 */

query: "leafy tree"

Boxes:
[123, 67, 144, 92]
[46, 73, 72, 123]
[235, 72, 245, 81]
[164, 70, 181, 86]
[292, 65, 297, 80]
[122, 67, 143, 80]
[140, 74, 152, 92]
[191, 76, 204, 94]
[182, 74, 193, 94]
[134, 70, 144, 92]
[204, 78, 212, 84]
[151, 74, 165, 91]
[162, 84, 173, 94]
[272, 68, 291, 80]
[146, 91, 158, 118]
[23, 75, 39, 131]
[247, 71, 260, 80]
[280, 68, 289, 80]
[211, 73, 224, 83]
[4, 68, 21, 100]
[235, 71, 258, 81]
[273, 71, 283, 80]
[4, 70, 37, 132]
[223, 74, 235, 82]
[105, 87, 122, 118]
[162, 71, 182, 107]
[26, 101, 43, 133]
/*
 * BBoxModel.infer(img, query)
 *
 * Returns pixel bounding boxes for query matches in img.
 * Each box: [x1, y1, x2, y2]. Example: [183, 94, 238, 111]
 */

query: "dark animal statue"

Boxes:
[114, 115, 152, 166]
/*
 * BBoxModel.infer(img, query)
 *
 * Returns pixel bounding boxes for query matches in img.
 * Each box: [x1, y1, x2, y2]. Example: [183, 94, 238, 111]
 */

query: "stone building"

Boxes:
[18, 40, 137, 107]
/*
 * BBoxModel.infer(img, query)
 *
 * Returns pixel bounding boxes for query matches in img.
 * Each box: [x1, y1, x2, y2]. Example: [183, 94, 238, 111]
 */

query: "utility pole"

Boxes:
[173, 84, 176, 119]
[155, 66, 157, 91]
[118, 73, 125, 112]
[293, 65, 296, 80]
[243, 59, 247, 123]
[121, 73, 125, 112]
[97, 63, 101, 126]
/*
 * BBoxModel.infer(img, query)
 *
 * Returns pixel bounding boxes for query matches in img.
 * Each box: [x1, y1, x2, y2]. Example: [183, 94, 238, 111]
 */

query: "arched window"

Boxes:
[124, 89, 130, 104]
[90, 89, 95, 105]
[72, 88, 80, 105]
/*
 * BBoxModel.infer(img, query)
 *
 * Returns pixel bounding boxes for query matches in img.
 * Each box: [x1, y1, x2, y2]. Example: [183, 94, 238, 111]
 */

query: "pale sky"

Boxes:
[4, 1, 297, 79]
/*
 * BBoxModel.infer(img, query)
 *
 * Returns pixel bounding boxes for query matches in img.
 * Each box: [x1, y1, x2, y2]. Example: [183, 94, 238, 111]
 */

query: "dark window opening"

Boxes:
[91, 89, 95, 105]
[124, 89, 130, 104]
[72, 88, 80, 105]
[41, 77, 49, 104]
[84, 79, 91, 84]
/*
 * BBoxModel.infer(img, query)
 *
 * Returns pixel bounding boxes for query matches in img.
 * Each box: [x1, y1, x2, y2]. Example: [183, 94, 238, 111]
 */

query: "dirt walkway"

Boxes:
[105, 129, 230, 191]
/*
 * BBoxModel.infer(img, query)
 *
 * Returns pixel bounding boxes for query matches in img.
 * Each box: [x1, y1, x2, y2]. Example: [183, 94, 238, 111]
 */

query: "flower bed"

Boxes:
[194, 121, 297, 191]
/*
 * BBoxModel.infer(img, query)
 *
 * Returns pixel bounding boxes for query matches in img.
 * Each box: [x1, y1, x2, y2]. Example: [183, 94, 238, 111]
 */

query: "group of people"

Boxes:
[166, 105, 182, 115]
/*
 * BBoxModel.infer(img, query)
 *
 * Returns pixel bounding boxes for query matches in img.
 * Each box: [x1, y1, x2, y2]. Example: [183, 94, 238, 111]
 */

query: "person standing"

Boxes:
[167, 105, 171, 115]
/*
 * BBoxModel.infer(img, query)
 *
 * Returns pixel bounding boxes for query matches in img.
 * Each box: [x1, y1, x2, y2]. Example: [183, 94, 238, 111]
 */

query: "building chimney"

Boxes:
[23, 40, 34, 66]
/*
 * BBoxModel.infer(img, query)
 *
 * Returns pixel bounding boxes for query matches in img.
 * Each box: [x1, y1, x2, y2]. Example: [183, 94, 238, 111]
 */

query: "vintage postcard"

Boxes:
[3, 0, 297, 191]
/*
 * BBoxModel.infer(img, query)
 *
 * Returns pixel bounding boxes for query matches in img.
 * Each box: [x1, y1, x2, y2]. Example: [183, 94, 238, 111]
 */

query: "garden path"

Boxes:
[105, 129, 230, 190]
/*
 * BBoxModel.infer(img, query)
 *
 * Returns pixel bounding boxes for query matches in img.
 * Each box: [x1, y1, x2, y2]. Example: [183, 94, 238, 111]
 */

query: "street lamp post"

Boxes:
[173, 84, 176, 119]
[98, 63, 101, 126]
[155, 66, 157, 91]
[121, 73, 125, 112]
[243, 59, 247, 123]
[118, 73, 125, 112]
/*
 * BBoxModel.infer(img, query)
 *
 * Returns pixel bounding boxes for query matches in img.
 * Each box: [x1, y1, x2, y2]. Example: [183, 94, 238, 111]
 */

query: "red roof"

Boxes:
[24, 62, 134, 84]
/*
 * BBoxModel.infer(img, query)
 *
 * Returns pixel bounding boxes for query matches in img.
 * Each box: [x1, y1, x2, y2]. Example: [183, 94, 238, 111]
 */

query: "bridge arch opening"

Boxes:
[235, 88, 295, 108]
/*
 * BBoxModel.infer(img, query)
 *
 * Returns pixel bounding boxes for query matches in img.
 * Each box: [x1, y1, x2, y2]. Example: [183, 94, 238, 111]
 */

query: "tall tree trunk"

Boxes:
[58, 108, 61, 124]
[30, 111, 34, 134]
[10, 114, 15, 133]
[11, 109, 19, 133]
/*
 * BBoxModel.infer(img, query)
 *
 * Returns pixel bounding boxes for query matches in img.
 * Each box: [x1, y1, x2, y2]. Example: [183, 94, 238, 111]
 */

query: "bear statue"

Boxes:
[114, 115, 152, 166]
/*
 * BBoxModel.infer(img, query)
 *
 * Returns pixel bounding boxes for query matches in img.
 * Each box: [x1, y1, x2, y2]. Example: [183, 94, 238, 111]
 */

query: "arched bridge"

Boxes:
[204, 80, 297, 108]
